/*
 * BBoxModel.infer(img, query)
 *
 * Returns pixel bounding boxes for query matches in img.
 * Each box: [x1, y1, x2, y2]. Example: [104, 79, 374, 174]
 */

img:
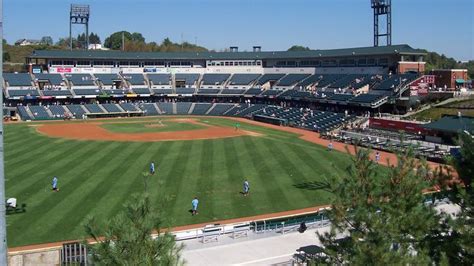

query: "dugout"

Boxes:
[253, 114, 288, 126]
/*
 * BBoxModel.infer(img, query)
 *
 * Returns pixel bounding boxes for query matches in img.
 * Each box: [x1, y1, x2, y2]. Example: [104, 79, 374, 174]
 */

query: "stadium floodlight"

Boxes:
[371, 0, 392, 47]
[69, 4, 90, 50]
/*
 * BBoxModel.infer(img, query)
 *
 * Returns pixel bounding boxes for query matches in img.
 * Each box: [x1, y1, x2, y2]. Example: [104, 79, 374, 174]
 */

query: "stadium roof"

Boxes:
[423, 115, 474, 134]
[29, 44, 425, 61]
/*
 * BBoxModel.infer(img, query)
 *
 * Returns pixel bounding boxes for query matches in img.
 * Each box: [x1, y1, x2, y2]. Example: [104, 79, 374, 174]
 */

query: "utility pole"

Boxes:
[122, 31, 125, 51]
[0, 0, 8, 264]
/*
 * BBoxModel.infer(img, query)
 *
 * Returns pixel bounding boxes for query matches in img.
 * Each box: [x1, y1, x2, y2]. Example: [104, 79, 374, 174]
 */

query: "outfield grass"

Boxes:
[100, 120, 206, 133]
[5, 117, 357, 247]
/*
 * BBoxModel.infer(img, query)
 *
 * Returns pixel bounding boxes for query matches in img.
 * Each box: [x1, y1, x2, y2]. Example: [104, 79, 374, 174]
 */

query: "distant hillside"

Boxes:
[423, 50, 473, 78]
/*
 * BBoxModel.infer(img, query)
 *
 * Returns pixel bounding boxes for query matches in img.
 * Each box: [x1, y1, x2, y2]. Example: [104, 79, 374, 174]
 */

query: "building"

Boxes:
[430, 69, 469, 89]
[27, 44, 426, 75]
[15, 39, 42, 46]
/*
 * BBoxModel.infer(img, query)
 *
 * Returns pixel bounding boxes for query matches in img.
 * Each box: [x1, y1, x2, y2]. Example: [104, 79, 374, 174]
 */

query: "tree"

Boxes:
[287, 45, 311, 51]
[89, 32, 101, 44]
[3, 52, 10, 62]
[314, 147, 443, 264]
[84, 193, 183, 265]
[131, 32, 145, 43]
[431, 133, 474, 264]
[40, 36, 53, 46]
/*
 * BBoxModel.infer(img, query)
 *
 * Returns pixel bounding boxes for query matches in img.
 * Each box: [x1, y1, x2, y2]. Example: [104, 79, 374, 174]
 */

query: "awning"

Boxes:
[455, 79, 465, 83]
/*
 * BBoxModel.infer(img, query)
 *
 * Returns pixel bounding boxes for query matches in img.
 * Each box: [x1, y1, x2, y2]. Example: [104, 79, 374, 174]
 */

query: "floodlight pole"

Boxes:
[0, 0, 8, 264]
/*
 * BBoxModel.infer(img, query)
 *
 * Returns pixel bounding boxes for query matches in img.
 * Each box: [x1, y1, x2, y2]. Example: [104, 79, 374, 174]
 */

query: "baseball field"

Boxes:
[5, 116, 358, 247]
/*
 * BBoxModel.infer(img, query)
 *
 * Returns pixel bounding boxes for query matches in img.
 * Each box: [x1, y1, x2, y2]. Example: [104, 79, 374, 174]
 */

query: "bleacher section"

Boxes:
[256, 74, 285, 85]
[176, 102, 192, 115]
[314, 74, 345, 88]
[191, 103, 212, 115]
[132, 87, 151, 95]
[120, 103, 139, 112]
[95, 74, 120, 86]
[175, 74, 200, 86]
[73, 88, 102, 96]
[84, 104, 104, 113]
[34, 73, 64, 86]
[19, 102, 354, 134]
[101, 103, 123, 113]
[42, 90, 72, 97]
[227, 74, 261, 86]
[276, 74, 310, 87]
[244, 88, 263, 96]
[123, 74, 146, 86]
[152, 88, 173, 95]
[157, 102, 173, 114]
[197, 88, 221, 94]
[372, 74, 417, 92]
[65, 74, 95, 87]
[260, 90, 282, 97]
[139, 103, 159, 115]
[103, 89, 126, 97]
[208, 104, 235, 116]
[147, 74, 171, 86]
[66, 105, 87, 119]
[221, 89, 245, 95]
[7, 89, 40, 98]
[4, 73, 33, 87]
[48, 105, 67, 117]
[296, 75, 321, 88]
[201, 74, 230, 85]
[29, 106, 51, 120]
[175, 88, 196, 94]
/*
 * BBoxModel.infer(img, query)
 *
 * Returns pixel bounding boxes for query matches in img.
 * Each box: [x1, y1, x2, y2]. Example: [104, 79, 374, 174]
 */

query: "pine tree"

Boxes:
[314, 147, 442, 264]
[84, 194, 183, 265]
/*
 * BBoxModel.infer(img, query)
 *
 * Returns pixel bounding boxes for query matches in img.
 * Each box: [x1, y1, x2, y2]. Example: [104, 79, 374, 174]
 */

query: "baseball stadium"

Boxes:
[2, 1, 473, 265]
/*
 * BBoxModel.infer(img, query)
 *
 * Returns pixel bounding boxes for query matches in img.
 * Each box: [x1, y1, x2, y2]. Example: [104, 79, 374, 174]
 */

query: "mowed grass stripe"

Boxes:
[261, 138, 315, 205]
[10, 142, 123, 245]
[6, 141, 100, 197]
[159, 141, 195, 225]
[41, 142, 153, 240]
[220, 138, 250, 218]
[241, 137, 292, 212]
[4, 135, 55, 164]
[196, 140, 217, 220]
[235, 137, 273, 214]
[98, 142, 172, 221]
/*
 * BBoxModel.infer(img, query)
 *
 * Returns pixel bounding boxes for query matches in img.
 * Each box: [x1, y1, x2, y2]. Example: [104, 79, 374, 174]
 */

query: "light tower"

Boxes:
[69, 4, 90, 50]
[371, 0, 392, 47]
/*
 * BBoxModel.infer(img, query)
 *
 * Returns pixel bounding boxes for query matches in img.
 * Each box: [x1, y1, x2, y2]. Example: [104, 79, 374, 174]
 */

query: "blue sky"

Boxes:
[4, 0, 473, 60]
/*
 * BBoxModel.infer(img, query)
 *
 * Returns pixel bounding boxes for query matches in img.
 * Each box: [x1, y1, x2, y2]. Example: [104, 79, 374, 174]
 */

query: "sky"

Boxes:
[4, 0, 473, 61]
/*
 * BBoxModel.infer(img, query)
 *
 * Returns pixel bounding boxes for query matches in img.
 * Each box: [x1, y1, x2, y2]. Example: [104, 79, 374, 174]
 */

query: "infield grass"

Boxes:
[5, 117, 362, 247]
[100, 120, 206, 133]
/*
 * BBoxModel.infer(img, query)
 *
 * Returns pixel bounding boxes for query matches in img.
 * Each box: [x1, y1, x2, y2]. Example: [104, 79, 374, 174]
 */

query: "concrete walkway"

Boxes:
[182, 226, 331, 266]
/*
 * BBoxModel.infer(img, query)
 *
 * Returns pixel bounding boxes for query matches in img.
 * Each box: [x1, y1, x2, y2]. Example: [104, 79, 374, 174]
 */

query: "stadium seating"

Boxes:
[3, 73, 33, 87]
[276, 74, 311, 87]
[73, 88, 102, 96]
[42, 89, 73, 97]
[48, 105, 67, 117]
[207, 104, 235, 116]
[132, 87, 151, 95]
[122, 74, 146, 86]
[84, 104, 104, 113]
[256, 74, 285, 85]
[147, 74, 171, 86]
[138, 103, 159, 115]
[176, 102, 193, 115]
[372, 74, 418, 92]
[157, 102, 173, 114]
[103, 89, 126, 96]
[227, 74, 261, 85]
[34, 73, 64, 86]
[95, 74, 120, 86]
[296, 74, 321, 88]
[327, 93, 355, 102]
[201, 74, 230, 86]
[175, 88, 196, 94]
[175, 73, 200, 86]
[29, 106, 51, 119]
[260, 90, 282, 97]
[120, 103, 140, 112]
[101, 103, 123, 113]
[197, 88, 221, 94]
[7, 89, 40, 98]
[220, 89, 246, 95]
[349, 93, 386, 104]
[191, 103, 212, 115]
[314, 74, 345, 88]
[244, 88, 263, 95]
[17, 106, 32, 120]
[152, 88, 173, 95]
[65, 74, 96, 86]
[66, 105, 88, 119]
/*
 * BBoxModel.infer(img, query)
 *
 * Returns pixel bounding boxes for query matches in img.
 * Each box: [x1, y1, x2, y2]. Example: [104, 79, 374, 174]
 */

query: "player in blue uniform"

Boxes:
[191, 197, 199, 216]
[150, 162, 155, 175]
